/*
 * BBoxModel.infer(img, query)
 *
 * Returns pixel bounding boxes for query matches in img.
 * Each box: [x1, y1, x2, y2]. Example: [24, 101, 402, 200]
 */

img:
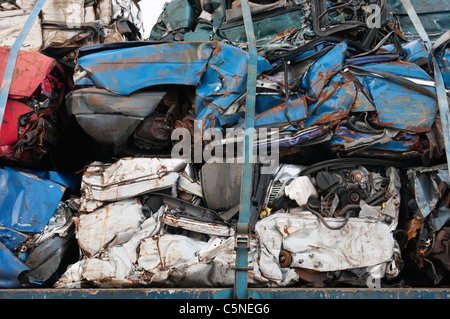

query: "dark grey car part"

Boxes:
[200, 163, 242, 211]
[23, 225, 76, 285]
[66, 88, 166, 151]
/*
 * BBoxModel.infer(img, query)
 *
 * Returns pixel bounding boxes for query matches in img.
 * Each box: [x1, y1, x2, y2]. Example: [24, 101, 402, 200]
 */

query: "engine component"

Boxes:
[279, 249, 292, 268]
[133, 114, 174, 150]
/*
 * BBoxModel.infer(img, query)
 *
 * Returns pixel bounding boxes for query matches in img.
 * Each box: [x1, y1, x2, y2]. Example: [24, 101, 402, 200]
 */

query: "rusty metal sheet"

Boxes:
[0, 167, 66, 234]
[75, 198, 145, 258]
[162, 213, 235, 237]
[0, 47, 55, 99]
[77, 41, 216, 95]
[80, 157, 188, 203]
[328, 125, 419, 153]
[0, 241, 29, 288]
[362, 77, 437, 133]
[300, 41, 347, 100]
[76, 41, 272, 138]
[303, 74, 357, 127]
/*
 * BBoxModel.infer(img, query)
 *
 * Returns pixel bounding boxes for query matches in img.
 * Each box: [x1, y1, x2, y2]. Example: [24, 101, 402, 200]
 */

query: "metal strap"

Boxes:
[234, 0, 258, 300]
[0, 0, 48, 131]
[399, 0, 450, 173]
[398, 0, 431, 51]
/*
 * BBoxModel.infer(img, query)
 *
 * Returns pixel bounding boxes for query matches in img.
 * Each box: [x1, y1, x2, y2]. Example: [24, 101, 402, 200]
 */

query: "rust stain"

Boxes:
[270, 27, 297, 43]
[404, 218, 422, 248]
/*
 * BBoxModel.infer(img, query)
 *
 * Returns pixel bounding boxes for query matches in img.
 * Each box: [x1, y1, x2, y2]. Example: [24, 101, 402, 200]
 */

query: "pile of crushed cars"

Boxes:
[0, 0, 449, 289]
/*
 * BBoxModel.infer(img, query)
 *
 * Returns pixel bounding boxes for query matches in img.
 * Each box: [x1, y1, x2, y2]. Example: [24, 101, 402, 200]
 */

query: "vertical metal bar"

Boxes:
[398, 0, 431, 51]
[234, 0, 258, 299]
[432, 55, 450, 173]
[0, 0, 47, 129]
[398, 0, 450, 173]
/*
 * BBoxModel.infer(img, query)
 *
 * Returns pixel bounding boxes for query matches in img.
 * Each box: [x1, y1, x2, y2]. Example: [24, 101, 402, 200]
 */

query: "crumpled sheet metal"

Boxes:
[134, 0, 450, 163]
[150, 0, 311, 49]
[77, 42, 216, 95]
[0, 47, 67, 165]
[2, 0, 448, 291]
[390, 0, 450, 42]
[56, 203, 266, 288]
[402, 165, 450, 280]
[407, 164, 449, 219]
[353, 63, 438, 133]
[56, 200, 400, 288]
[435, 42, 450, 90]
[75, 198, 145, 258]
[256, 166, 402, 286]
[16, 0, 84, 23]
[253, 41, 438, 134]
[80, 157, 188, 203]
[72, 37, 444, 160]
[55, 164, 403, 288]
[74, 41, 273, 140]
[0, 167, 66, 234]
[328, 125, 419, 155]
[0, 100, 34, 147]
[0, 241, 29, 288]
[76, 41, 272, 111]
[0, 168, 79, 288]
[1, 0, 144, 62]
[4, 0, 89, 52]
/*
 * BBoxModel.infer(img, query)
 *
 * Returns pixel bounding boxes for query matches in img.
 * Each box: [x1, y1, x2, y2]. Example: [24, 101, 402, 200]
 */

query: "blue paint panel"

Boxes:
[194, 43, 272, 135]
[345, 55, 399, 66]
[216, 113, 243, 128]
[303, 74, 357, 127]
[74, 77, 94, 87]
[382, 39, 431, 64]
[362, 60, 434, 80]
[78, 41, 272, 139]
[0, 227, 28, 251]
[401, 39, 431, 64]
[24, 170, 81, 192]
[351, 85, 377, 112]
[0, 167, 66, 233]
[0, 241, 28, 288]
[277, 127, 330, 148]
[255, 93, 302, 115]
[300, 42, 347, 99]
[253, 97, 308, 128]
[329, 126, 416, 152]
[78, 42, 216, 95]
[362, 76, 437, 132]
